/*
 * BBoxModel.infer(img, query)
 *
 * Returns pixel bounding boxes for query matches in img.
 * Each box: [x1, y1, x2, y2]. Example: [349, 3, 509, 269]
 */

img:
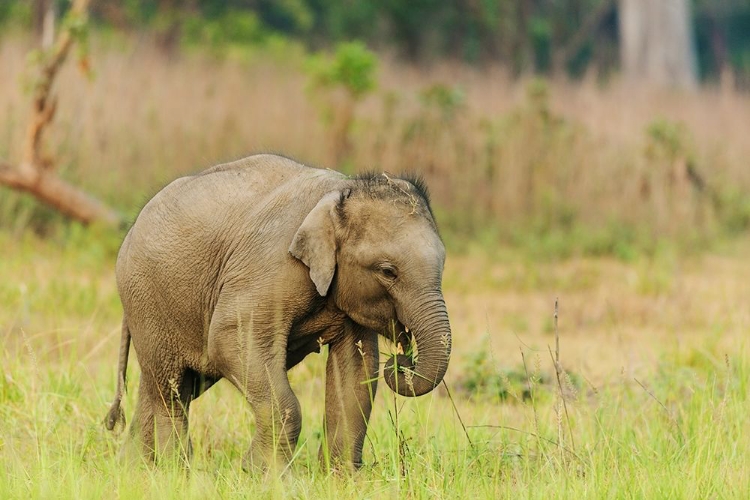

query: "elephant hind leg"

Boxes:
[125, 367, 198, 466]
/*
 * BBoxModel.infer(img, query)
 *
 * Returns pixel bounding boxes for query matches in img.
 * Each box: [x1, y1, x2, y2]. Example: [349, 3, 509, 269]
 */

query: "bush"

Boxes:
[306, 41, 378, 166]
[306, 41, 378, 99]
[456, 341, 562, 403]
[183, 10, 267, 48]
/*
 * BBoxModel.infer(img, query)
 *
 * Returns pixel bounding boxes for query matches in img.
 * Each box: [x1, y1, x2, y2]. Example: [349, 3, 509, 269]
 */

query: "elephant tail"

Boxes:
[105, 317, 131, 432]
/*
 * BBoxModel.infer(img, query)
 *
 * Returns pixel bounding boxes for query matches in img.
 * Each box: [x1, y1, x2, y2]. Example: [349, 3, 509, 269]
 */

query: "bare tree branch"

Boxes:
[0, 0, 122, 227]
[0, 159, 122, 225]
[24, 0, 90, 168]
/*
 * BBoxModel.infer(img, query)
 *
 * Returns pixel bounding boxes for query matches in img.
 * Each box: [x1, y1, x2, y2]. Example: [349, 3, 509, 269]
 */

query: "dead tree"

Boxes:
[0, 0, 122, 227]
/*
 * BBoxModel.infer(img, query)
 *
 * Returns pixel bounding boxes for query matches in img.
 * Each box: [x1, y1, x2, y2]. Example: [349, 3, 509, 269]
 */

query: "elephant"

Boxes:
[104, 153, 452, 471]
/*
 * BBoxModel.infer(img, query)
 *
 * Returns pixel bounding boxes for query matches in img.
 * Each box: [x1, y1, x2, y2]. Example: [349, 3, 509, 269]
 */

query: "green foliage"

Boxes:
[716, 187, 750, 234]
[65, 6, 94, 79]
[0, 0, 31, 29]
[694, 4, 750, 81]
[506, 220, 646, 262]
[311, 0, 380, 42]
[419, 84, 466, 120]
[306, 41, 377, 99]
[272, 0, 315, 33]
[645, 118, 693, 162]
[0, 373, 23, 405]
[183, 10, 267, 48]
[4, 31, 750, 260]
[0, 191, 71, 237]
[642, 117, 750, 239]
[305, 41, 378, 167]
[2, 223, 750, 497]
[2, 0, 750, 81]
[399, 83, 466, 161]
[457, 342, 555, 403]
[438, 100, 699, 260]
[21, 4, 94, 96]
[0, 192, 123, 260]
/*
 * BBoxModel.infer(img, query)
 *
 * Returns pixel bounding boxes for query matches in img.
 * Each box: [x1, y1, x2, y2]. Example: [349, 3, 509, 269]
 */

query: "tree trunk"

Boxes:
[515, 0, 534, 75]
[619, 0, 698, 88]
[1, 0, 123, 228]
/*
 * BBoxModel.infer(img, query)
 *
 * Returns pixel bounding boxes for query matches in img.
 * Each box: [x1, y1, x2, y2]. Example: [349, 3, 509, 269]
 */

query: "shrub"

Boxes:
[457, 342, 555, 403]
[306, 41, 378, 167]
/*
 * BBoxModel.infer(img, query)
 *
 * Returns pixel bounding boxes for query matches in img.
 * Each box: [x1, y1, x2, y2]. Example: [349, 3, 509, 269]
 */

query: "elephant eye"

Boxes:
[379, 266, 398, 280]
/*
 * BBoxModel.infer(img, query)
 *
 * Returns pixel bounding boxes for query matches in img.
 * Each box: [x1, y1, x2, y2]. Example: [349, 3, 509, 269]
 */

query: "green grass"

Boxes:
[2, 231, 749, 498]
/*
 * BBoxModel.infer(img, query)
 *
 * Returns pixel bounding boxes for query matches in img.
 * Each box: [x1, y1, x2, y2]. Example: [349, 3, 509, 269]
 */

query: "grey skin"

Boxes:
[104, 154, 451, 471]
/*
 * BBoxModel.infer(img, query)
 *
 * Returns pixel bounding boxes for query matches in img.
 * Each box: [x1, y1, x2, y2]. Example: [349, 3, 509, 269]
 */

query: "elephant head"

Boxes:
[290, 173, 451, 397]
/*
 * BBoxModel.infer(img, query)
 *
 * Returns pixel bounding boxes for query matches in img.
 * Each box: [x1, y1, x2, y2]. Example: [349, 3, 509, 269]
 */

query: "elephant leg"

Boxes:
[321, 322, 379, 470]
[125, 367, 195, 466]
[208, 300, 303, 473]
[225, 358, 302, 473]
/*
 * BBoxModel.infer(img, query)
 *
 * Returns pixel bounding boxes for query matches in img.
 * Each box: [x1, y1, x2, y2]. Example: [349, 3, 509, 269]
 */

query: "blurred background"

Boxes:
[1, 0, 750, 256]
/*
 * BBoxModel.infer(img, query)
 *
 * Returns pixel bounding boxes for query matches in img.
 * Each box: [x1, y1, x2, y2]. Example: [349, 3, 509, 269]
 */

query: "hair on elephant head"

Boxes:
[290, 172, 451, 397]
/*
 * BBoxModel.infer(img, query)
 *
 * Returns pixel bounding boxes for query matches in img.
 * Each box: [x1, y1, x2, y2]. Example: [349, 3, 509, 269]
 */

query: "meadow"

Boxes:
[1, 34, 750, 497]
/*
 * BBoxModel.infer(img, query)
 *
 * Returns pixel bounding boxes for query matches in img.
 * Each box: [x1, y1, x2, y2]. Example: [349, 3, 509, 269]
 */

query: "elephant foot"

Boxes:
[242, 447, 293, 478]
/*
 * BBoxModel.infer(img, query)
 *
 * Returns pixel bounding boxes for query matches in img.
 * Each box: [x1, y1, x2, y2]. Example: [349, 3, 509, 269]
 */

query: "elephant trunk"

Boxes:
[384, 292, 452, 397]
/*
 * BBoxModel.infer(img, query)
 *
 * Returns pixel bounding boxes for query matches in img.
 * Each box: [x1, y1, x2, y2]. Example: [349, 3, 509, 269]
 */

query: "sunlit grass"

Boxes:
[1, 232, 749, 497]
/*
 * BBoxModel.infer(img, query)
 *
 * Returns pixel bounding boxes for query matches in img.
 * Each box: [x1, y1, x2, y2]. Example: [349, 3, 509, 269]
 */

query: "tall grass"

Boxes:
[1, 34, 749, 255]
[1, 229, 749, 497]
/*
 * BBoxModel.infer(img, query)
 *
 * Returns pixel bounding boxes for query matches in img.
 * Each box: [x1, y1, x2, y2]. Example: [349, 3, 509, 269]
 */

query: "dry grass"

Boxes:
[443, 241, 750, 383]
[2, 34, 750, 244]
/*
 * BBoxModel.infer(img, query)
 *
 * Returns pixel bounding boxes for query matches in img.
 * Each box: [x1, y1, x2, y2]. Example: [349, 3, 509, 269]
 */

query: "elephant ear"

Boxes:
[289, 191, 344, 296]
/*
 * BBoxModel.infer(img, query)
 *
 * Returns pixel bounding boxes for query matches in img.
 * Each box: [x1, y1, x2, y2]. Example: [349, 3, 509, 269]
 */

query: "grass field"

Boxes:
[1, 229, 748, 498]
[2, 31, 750, 498]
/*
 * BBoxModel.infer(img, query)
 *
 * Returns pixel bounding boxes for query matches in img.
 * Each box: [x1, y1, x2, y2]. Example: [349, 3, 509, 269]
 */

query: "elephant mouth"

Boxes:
[385, 321, 420, 384]
[386, 320, 413, 356]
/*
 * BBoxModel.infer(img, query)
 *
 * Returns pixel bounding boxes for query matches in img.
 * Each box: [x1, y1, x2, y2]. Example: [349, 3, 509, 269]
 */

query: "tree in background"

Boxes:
[619, 0, 698, 89]
[3, 1, 750, 87]
[306, 41, 378, 168]
[32, 0, 56, 47]
[0, 0, 121, 227]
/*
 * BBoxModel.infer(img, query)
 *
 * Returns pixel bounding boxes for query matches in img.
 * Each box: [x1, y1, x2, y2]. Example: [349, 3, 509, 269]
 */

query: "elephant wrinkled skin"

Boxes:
[104, 154, 452, 471]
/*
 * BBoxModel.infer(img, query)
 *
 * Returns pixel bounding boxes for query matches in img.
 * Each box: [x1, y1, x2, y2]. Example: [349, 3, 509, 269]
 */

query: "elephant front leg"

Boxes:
[237, 361, 302, 474]
[321, 322, 379, 470]
[208, 306, 303, 474]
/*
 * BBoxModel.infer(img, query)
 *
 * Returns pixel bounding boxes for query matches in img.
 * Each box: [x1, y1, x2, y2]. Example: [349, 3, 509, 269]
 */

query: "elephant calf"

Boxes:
[105, 154, 452, 471]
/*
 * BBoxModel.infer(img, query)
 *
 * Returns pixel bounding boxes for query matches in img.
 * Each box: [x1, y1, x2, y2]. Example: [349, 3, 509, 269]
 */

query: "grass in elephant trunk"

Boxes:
[1, 230, 749, 497]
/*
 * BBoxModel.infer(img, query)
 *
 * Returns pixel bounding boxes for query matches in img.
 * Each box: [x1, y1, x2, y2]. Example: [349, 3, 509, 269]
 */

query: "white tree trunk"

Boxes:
[42, 1, 56, 49]
[619, 0, 698, 88]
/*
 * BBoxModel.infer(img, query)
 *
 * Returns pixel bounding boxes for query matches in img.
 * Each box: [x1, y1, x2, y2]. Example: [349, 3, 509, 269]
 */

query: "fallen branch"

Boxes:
[0, 0, 122, 227]
[0, 160, 121, 225]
